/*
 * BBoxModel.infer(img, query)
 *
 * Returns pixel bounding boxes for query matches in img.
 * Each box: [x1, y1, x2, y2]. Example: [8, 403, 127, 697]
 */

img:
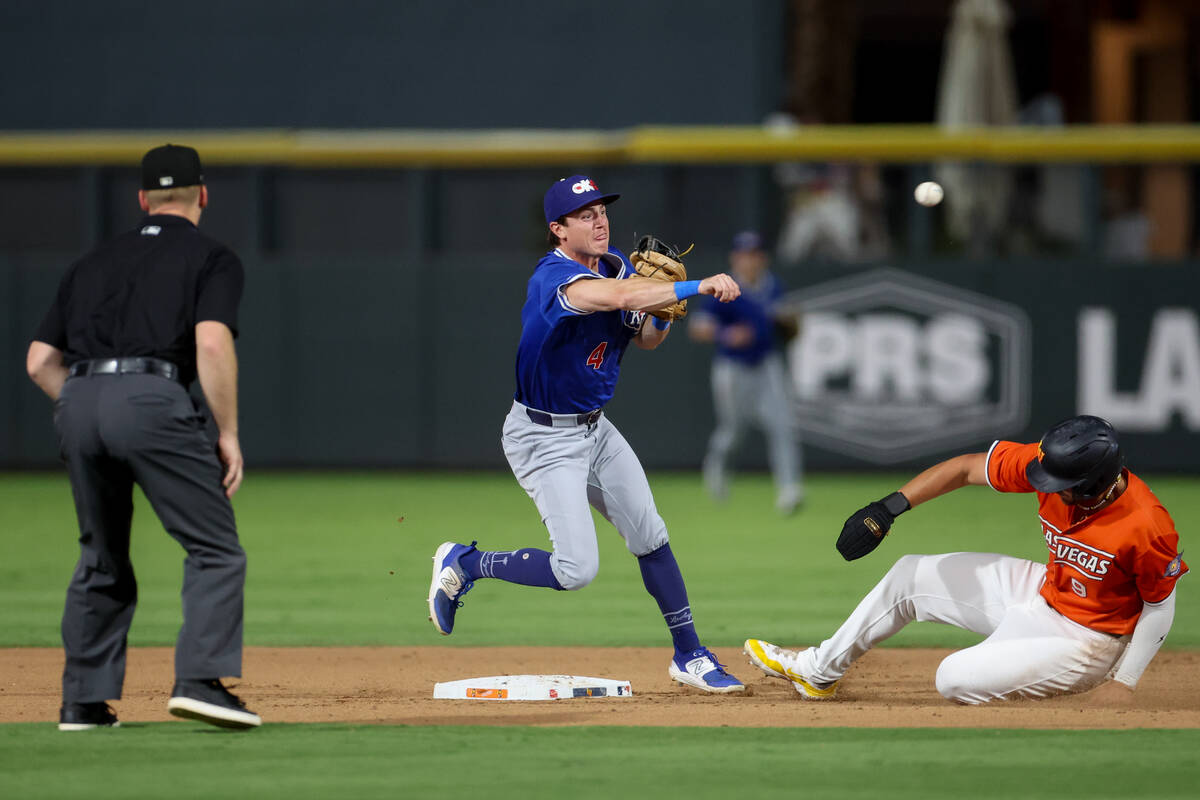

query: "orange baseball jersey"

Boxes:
[986, 440, 1188, 635]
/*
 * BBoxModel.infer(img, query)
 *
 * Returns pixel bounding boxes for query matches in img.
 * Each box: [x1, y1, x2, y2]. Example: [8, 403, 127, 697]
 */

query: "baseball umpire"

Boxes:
[428, 175, 746, 692]
[745, 415, 1188, 703]
[26, 144, 261, 730]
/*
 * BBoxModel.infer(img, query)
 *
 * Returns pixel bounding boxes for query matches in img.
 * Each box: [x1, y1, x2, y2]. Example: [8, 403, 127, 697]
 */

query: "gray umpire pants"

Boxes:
[53, 373, 245, 703]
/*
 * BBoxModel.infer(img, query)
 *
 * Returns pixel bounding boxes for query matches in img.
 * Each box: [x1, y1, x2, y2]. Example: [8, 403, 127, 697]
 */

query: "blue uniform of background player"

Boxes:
[428, 175, 745, 693]
[689, 231, 804, 514]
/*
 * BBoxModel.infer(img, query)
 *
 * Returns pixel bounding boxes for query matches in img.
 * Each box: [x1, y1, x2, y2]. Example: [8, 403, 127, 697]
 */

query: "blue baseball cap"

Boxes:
[544, 175, 620, 224]
[731, 230, 764, 252]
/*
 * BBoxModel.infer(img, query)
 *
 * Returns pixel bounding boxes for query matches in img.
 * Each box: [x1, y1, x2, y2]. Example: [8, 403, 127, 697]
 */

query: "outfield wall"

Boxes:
[5, 254, 1198, 471]
[4, 126, 1198, 470]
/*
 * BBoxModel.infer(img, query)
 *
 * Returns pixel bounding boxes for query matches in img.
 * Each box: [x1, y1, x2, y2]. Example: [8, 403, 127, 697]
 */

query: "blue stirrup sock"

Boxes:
[461, 547, 564, 590]
[637, 543, 702, 654]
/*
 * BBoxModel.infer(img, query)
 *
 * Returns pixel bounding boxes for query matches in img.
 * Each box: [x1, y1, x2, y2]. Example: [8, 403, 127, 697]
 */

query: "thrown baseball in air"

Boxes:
[914, 181, 944, 207]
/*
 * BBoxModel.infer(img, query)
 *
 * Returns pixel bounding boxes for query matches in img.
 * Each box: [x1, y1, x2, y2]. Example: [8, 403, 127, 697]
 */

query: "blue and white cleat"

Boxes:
[668, 647, 745, 694]
[428, 541, 477, 635]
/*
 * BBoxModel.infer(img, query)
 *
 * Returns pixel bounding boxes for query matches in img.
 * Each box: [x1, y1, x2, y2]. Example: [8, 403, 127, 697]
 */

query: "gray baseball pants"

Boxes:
[702, 352, 802, 500]
[501, 401, 669, 590]
[53, 373, 245, 703]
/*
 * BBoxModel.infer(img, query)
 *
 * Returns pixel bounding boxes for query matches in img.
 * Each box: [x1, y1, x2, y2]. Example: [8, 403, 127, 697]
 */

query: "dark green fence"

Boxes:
[7, 254, 1198, 470]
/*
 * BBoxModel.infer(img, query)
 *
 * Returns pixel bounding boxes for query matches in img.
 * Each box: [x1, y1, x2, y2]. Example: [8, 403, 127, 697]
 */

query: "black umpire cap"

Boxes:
[141, 144, 204, 190]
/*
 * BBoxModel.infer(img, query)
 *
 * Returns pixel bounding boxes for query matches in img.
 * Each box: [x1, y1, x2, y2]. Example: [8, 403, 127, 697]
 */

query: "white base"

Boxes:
[433, 674, 633, 701]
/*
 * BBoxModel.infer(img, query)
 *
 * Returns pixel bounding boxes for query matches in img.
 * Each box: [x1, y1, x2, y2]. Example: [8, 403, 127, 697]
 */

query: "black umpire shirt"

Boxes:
[34, 214, 244, 386]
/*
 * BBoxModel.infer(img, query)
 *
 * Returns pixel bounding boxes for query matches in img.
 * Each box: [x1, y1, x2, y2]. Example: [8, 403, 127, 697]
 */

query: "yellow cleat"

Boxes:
[743, 638, 838, 700]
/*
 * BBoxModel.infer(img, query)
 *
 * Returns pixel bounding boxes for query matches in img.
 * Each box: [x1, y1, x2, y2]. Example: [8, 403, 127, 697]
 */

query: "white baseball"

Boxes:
[914, 181, 944, 207]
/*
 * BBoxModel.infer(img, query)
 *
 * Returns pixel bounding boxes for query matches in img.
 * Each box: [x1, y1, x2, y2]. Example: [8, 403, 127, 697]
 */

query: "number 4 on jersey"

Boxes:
[586, 342, 608, 370]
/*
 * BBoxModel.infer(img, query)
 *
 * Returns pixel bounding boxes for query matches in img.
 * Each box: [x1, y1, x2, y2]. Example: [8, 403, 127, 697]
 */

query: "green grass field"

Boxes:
[2, 725, 1197, 800]
[1, 470, 1195, 798]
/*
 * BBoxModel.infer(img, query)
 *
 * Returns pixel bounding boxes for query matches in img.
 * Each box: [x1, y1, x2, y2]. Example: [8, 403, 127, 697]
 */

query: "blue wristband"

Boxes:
[674, 280, 702, 301]
[651, 316, 671, 331]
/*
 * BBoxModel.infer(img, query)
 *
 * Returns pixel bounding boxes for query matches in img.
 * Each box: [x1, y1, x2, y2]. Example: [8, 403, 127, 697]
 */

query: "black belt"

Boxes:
[68, 357, 181, 383]
[526, 407, 603, 428]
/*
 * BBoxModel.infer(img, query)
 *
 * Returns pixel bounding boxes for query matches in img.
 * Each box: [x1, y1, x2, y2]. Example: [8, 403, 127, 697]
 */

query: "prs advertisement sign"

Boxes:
[780, 268, 1032, 464]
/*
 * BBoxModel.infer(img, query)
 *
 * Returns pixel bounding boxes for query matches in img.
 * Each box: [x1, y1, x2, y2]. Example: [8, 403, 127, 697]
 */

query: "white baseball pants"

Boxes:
[801, 552, 1128, 704]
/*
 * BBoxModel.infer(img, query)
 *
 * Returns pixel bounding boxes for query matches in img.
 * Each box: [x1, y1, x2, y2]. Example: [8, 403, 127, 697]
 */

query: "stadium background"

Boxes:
[5, 0, 1200, 471]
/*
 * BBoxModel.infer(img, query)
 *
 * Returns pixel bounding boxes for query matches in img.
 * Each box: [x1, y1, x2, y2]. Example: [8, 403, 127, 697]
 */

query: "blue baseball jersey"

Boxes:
[696, 272, 783, 366]
[513, 247, 645, 414]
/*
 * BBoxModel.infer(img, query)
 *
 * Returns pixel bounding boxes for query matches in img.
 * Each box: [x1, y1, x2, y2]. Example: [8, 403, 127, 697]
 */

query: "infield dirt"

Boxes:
[4, 647, 1198, 729]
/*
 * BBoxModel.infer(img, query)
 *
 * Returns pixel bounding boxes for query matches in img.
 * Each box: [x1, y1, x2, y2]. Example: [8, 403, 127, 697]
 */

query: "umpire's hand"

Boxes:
[836, 492, 910, 561]
[217, 432, 244, 498]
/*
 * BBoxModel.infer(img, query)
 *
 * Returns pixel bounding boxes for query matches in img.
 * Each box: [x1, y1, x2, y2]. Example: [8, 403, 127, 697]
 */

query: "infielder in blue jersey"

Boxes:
[428, 175, 745, 693]
[689, 231, 804, 514]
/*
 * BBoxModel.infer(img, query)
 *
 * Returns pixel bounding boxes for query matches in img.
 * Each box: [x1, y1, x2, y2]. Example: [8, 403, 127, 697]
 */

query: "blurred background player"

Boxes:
[689, 231, 804, 514]
[745, 415, 1187, 704]
[428, 175, 746, 693]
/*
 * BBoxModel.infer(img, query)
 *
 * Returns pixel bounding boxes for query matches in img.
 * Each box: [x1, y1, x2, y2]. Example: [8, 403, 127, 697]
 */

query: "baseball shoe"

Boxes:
[167, 679, 262, 729]
[669, 647, 745, 694]
[428, 541, 477, 635]
[58, 702, 119, 731]
[743, 638, 838, 700]
[776, 488, 804, 516]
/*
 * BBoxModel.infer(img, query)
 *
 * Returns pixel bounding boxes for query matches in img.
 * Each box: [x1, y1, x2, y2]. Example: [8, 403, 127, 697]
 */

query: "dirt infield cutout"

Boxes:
[3, 646, 1198, 729]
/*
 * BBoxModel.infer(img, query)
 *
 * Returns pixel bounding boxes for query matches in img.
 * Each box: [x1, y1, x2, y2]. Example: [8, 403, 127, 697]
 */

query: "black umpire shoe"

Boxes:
[59, 702, 120, 731]
[167, 679, 262, 730]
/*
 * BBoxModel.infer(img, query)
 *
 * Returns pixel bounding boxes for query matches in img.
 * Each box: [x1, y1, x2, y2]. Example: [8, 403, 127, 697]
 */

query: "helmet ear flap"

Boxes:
[1073, 442, 1124, 498]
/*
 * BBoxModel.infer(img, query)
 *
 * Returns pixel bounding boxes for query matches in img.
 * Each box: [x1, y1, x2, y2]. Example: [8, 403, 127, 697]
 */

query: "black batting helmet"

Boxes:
[1025, 415, 1124, 497]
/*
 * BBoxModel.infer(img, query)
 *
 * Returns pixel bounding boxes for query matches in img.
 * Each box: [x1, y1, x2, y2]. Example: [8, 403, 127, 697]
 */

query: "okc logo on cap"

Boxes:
[544, 174, 621, 224]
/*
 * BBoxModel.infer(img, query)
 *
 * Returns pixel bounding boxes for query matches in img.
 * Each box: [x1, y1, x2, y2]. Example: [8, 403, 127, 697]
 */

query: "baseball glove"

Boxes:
[835, 491, 911, 561]
[629, 234, 693, 322]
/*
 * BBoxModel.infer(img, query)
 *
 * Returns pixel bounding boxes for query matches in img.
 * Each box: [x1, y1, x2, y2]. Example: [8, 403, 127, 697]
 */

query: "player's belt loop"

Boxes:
[581, 408, 602, 425]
